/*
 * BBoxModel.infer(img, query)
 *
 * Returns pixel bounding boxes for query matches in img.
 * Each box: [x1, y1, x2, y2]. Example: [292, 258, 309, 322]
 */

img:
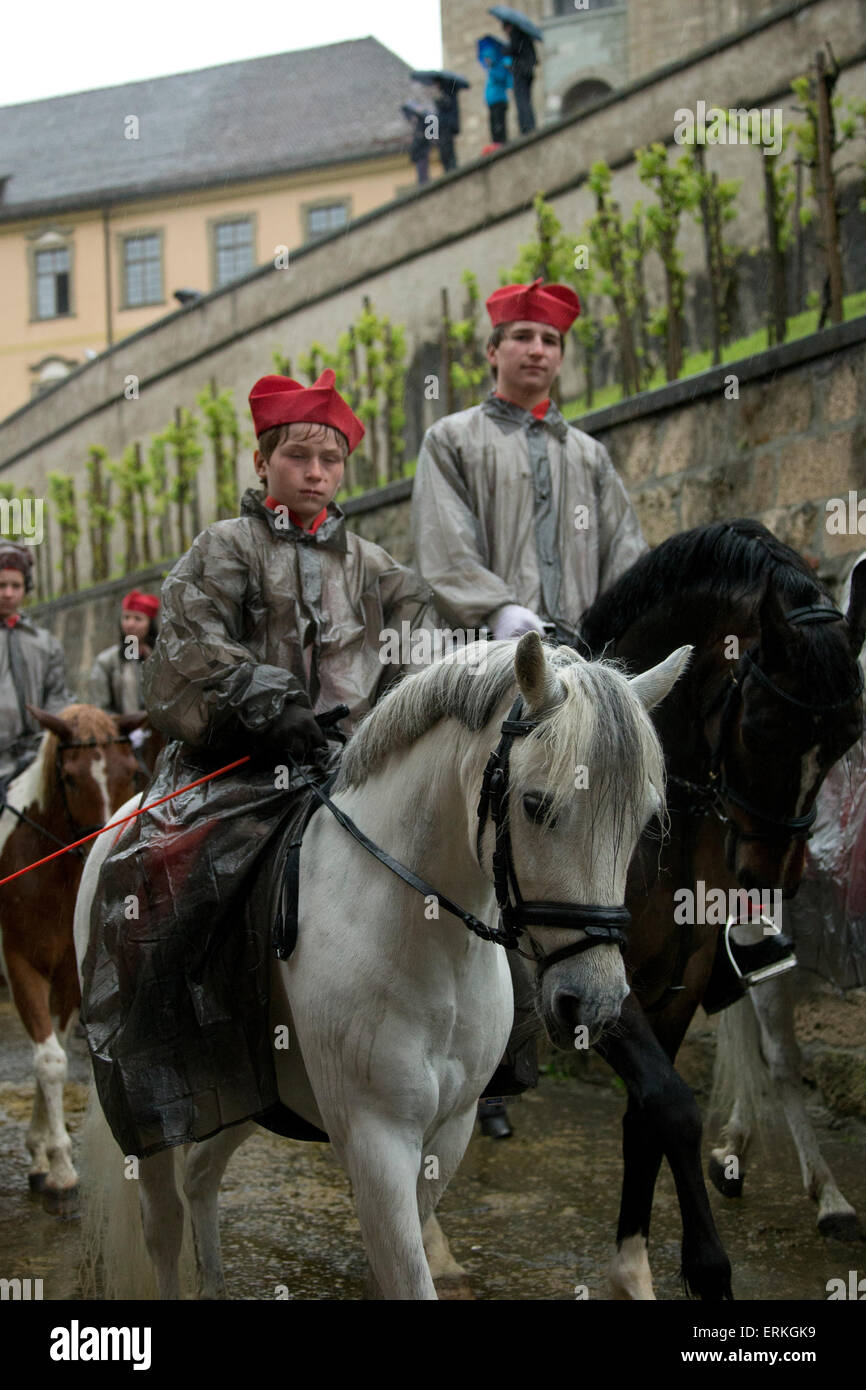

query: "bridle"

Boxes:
[669, 605, 863, 848]
[54, 735, 136, 842]
[0, 734, 135, 857]
[280, 695, 631, 976]
[475, 696, 631, 976]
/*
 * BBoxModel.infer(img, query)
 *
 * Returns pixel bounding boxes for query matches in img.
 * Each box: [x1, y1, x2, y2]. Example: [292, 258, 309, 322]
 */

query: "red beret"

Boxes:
[122, 590, 160, 618]
[486, 276, 581, 334]
[248, 369, 365, 455]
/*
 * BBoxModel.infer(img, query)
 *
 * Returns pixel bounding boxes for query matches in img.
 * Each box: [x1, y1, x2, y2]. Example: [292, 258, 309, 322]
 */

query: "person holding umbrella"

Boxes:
[491, 6, 542, 135]
[410, 69, 470, 176]
[401, 100, 433, 185]
[478, 34, 512, 146]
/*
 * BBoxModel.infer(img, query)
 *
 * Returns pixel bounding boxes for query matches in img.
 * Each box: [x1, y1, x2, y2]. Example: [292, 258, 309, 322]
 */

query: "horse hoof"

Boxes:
[818, 1211, 862, 1243]
[42, 1185, 80, 1219]
[480, 1112, 513, 1139]
[28, 1172, 48, 1194]
[434, 1273, 475, 1300]
[708, 1153, 743, 1199]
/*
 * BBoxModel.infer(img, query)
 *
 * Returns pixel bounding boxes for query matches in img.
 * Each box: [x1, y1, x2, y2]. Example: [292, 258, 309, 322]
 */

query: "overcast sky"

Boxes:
[2, 0, 444, 106]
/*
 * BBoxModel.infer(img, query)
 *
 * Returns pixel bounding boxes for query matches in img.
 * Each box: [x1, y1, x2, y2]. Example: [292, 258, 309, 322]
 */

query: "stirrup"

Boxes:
[723, 913, 797, 988]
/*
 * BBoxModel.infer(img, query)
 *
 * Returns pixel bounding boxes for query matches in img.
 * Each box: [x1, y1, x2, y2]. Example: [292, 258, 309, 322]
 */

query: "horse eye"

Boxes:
[522, 791, 557, 827]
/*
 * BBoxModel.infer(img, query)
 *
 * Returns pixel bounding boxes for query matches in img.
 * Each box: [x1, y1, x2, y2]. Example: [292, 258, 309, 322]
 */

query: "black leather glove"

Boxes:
[262, 702, 328, 764]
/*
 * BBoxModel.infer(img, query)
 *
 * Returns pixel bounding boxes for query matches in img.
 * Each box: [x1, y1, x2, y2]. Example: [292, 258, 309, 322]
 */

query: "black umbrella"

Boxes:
[410, 69, 470, 91]
[488, 6, 544, 42]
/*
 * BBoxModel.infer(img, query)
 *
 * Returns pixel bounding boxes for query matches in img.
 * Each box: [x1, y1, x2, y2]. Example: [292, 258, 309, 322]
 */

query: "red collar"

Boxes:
[265, 496, 329, 533]
[495, 393, 551, 420]
[4, 614, 21, 629]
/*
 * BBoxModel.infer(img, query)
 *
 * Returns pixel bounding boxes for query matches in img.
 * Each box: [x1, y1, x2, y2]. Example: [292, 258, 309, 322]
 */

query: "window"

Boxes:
[213, 218, 255, 287]
[305, 201, 350, 241]
[35, 246, 70, 318]
[29, 355, 77, 398]
[123, 234, 163, 307]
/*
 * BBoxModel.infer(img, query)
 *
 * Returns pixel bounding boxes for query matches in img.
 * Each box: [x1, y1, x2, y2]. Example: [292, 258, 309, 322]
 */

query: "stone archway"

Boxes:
[561, 77, 614, 117]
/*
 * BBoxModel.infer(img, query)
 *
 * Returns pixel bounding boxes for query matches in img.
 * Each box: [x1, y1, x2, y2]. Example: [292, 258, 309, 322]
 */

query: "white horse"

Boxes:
[76, 634, 689, 1299]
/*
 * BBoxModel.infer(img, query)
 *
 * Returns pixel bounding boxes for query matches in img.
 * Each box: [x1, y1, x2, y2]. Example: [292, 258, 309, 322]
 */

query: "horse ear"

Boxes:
[514, 632, 564, 714]
[114, 711, 148, 733]
[628, 645, 692, 710]
[844, 556, 866, 658]
[26, 704, 75, 742]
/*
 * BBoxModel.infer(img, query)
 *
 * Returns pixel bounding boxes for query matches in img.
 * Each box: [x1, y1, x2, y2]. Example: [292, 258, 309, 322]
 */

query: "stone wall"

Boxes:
[3, 0, 863, 592]
[30, 317, 866, 697]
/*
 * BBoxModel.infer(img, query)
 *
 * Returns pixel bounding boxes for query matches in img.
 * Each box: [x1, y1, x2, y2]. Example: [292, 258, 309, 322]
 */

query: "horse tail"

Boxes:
[709, 995, 775, 1146]
[79, 1088, 194, 1299]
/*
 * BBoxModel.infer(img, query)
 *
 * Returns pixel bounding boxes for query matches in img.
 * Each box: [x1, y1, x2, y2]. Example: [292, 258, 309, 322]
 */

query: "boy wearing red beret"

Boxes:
[412, 278, 647, 647]
[89, 589, 160, 715]
[83, 371, 433, 1157]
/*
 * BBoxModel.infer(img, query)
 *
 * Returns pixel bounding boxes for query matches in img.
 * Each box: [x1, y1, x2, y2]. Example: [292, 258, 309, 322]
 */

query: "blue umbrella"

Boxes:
[410, 69, 471, 91]
[489, 6, 544, 42]
[477, 35, 509, 66]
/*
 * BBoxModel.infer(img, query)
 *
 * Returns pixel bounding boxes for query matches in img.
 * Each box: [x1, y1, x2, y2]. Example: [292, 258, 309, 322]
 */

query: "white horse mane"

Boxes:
[338, 640, 665, 849]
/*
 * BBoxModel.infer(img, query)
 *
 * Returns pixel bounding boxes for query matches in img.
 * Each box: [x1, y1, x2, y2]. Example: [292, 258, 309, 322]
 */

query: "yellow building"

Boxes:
[0, 38, 419, 421]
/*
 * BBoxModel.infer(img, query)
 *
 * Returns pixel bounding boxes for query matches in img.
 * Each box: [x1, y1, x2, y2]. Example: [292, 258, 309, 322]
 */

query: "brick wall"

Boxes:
[32, 316, 865, 699]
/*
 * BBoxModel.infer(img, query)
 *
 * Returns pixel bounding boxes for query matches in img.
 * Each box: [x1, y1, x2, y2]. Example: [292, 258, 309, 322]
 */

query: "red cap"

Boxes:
[486, 277, 581, 334]
[122, 590, 160, 618]
[248, 369, 365, 455]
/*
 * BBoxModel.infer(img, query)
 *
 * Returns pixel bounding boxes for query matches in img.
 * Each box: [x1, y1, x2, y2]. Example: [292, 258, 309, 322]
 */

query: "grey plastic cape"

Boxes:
[411, 393, 648, 641]
[0, 615, 72, 785]
[80, 490, 433, 1157]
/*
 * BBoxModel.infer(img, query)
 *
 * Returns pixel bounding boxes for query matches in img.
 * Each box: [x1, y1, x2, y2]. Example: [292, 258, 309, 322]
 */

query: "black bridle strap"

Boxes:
[477, 697, 631, 960]
[283, 753, 507, 945]
[740, 649, 864, 712]
[0, 798, 78, 852]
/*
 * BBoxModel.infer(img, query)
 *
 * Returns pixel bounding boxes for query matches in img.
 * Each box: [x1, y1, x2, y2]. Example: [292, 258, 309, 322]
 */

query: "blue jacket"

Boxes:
[484, 54, 512, 107]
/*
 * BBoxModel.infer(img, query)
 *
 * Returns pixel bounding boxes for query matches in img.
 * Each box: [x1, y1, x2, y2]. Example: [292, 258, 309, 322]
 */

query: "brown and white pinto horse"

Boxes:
[0, 703, 140, 1213]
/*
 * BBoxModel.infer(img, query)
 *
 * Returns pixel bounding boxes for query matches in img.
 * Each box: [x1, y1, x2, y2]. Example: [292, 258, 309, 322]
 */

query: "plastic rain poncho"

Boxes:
[80, 490, 433, 1157]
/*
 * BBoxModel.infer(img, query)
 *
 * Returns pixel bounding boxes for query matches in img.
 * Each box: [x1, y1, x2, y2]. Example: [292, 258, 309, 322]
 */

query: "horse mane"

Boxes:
[580, 519, 828, 654]
[338, 641, 665, 859]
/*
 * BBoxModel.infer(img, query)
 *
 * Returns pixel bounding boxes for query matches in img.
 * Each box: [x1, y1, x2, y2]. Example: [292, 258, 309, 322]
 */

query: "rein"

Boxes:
[284, 695, 630, 974]
[0, 735, 136, 862]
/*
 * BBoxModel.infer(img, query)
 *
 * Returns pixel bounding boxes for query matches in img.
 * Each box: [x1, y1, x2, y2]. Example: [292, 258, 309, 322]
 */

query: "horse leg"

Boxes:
[4, 947, 77, 1210]
[749, 975, 860, 1240]
[709, 1096, 750, 1198]
[182, 1122, 257, 1299]
[422, 1213, 473, 1297]
[598, 993, 732, 1301]
[26, 1075, 50, 1193]
[339, 1120, 436, 1300]
[138, 1150, 186, 1300]
[417, 1108, 477, 1299]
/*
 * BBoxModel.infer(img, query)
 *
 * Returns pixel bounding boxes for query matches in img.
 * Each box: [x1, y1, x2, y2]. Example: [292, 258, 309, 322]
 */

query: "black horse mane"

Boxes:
[580, 519, 829, 654]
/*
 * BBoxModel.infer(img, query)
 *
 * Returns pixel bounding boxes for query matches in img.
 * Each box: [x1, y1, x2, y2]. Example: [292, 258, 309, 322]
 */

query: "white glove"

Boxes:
[490, 604, 546, 640]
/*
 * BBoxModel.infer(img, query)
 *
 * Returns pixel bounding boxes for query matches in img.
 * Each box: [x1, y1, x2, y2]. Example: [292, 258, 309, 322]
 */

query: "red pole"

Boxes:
[0, 756, 251, 889]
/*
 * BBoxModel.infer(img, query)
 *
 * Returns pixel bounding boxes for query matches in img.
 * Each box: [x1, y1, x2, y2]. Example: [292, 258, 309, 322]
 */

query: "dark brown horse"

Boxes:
[578, 520, 866, 1299]
[0, 703, 140, 1212]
